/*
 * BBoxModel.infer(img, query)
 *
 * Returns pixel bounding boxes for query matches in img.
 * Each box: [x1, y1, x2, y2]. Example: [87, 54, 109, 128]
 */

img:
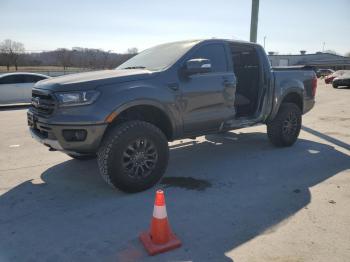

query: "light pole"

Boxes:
[250, 0, 260, 43]
[263, 36, 267, 49]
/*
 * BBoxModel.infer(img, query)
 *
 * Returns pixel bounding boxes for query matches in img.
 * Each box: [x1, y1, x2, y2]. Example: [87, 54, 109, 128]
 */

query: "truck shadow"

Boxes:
[0, 104, 30, 111]
[301, 126, 350, 151]
[0, 132, 349, 262]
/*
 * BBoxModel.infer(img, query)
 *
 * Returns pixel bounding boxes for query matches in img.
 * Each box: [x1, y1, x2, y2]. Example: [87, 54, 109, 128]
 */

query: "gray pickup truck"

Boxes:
[28, 39, 316, 192]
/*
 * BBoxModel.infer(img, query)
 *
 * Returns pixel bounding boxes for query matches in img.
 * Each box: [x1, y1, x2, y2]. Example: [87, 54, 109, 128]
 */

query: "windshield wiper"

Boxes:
[122, 66, 146, 69]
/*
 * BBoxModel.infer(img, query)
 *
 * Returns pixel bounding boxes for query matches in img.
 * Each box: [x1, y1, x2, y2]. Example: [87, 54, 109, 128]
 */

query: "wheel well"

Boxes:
[281, 93, 303, 111]
[109, 105, 173, 140]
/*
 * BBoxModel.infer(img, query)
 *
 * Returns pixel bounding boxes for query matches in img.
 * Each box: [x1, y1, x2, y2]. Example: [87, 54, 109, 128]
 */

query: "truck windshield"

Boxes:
[117, 40, 200, 71]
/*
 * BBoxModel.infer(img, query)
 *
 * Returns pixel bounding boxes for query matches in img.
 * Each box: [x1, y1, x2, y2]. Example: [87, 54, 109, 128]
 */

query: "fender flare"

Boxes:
[268, 88, 304, 121]
[109, 99, 179, 138]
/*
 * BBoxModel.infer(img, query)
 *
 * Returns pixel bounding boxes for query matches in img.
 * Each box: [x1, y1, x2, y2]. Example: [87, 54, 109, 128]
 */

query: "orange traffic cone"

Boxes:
[139, 190, 182, 255]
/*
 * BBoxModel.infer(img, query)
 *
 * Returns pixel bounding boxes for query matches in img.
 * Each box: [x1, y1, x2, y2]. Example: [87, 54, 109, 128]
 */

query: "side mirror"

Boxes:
[184, 58, 212, 75]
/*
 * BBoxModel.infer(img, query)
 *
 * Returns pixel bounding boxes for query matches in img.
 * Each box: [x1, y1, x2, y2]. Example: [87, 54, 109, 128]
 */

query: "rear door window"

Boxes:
[0, 74, 46, 84]
[0, 75, 26, 84]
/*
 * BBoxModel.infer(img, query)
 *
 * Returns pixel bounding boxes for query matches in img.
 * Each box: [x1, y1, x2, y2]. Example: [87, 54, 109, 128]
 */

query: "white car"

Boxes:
[0, 72, 50, 105]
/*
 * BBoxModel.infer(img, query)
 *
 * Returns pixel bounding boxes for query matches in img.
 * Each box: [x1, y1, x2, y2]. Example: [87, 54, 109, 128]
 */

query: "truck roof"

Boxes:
[170, 38, 261, 48]
[198, 38, 261, 47]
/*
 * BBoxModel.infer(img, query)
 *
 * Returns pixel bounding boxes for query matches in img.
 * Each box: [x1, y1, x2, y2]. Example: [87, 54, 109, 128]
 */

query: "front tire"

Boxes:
[267, 103, 302, 147]
[332, 83, 338, 88]
[97, 120, 169, 193]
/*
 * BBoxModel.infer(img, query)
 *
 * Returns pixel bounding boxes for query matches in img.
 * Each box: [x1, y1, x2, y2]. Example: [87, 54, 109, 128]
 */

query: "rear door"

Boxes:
[180, 43, 236, 135]
[0, 75, 27, 104]
[0, 74, 45, 104]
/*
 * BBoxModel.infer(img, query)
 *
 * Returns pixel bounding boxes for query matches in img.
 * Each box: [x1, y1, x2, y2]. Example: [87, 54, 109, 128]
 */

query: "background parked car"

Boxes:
[316, 68, 334, 78]
[332, 72, 350, 88]
[325, 70, 349, 84]
[0, 73, 50, 105]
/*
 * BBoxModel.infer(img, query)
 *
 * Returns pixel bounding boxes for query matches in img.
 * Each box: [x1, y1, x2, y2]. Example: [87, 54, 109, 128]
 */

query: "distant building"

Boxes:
[268, 51, 350, 70]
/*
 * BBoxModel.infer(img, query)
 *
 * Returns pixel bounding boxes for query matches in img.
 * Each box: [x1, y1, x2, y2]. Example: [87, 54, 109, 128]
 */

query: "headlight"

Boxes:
[55, 91, 100, 107]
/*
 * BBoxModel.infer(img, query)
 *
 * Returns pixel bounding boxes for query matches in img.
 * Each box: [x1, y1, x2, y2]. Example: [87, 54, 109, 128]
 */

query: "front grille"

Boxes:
[31, 89, 56, 115]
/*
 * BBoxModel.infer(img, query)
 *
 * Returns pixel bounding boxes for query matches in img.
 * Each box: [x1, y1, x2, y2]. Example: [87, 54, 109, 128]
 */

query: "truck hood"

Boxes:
[35, 69, 154, 92]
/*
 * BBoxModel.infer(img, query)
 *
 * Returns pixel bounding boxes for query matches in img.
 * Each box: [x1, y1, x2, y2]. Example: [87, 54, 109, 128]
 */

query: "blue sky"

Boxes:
[1, 0, 349, 55]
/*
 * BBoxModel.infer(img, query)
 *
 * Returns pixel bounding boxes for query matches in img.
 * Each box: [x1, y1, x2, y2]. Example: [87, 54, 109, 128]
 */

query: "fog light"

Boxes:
[62, 129, 87, 142]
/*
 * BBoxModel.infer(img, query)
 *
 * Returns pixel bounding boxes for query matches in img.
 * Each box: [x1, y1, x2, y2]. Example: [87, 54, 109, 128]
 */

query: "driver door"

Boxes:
[180, 43, 236, 135]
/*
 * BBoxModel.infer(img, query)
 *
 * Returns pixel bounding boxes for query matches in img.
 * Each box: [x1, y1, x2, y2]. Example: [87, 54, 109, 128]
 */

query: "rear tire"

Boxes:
[332, 83, 338, 88]
[97, 120, 169, 193]
[267, 103, 302, 147]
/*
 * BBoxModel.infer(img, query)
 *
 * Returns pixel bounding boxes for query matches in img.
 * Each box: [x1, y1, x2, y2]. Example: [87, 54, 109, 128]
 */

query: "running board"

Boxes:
[221, 119, 260, 131]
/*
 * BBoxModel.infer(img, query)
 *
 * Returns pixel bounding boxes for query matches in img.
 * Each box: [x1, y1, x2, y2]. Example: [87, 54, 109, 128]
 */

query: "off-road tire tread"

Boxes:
[97, 120, 169, 192]
[267, 103, 302, 147]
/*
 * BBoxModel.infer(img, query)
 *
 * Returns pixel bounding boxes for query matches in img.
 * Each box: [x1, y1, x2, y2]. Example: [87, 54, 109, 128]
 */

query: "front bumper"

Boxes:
[28, 111, 108, 153]
[30, 128, 64, 150]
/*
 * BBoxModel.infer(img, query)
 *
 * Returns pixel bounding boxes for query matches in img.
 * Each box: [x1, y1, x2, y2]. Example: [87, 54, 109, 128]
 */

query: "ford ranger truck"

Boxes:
[28, 39, 316, 192]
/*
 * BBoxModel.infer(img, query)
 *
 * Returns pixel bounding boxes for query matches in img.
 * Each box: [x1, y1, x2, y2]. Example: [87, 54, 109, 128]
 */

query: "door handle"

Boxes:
[167, 82, 179, 91]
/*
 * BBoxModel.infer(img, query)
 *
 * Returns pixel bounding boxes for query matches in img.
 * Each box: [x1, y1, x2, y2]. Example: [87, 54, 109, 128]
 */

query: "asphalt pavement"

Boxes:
[0, 80, 349, 262]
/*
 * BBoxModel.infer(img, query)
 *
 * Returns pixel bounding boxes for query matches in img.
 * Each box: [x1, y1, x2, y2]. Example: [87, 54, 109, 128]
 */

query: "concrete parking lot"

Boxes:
[0, 80, 349, 262]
